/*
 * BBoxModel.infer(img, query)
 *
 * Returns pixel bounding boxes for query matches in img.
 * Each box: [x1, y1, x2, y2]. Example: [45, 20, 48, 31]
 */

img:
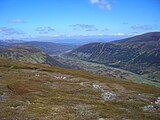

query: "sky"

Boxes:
[0, 0, 160, 42]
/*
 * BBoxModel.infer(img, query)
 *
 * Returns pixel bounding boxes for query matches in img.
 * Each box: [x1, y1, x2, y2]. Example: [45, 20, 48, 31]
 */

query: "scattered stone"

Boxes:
[0, 94, 5, 101]
[92, 83, 105, 92]
[73, 104, 99, 118]
[101, 92, 116, 101]
[143, 104, 160, 111]
[143, 97, 160, 110]
[0, 93, 8, 101]
[153, 106, 160, 109]
[15, 105, 26, 111]
[80, 82, 84, 86]
[143, 105, 154, 111]
[45, 72, 72, 80]
[98, 118, 104, 120]
[52, 74, 70, 80]
[56, 76, 66, 79]
[26, 100, 31, 105]
[93, 83, 102, 90]
[9, 66, 14, 69]
[98, 118, 114, 120]
[155, 97, 160, 105]
[92, 83, 116, 101]
[35, 74, 40, 77]
[129, 99, 133, 101]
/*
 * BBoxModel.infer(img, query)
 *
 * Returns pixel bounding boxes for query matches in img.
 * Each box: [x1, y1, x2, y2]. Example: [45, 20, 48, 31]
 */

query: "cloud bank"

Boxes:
[8, 19, 25, 23]
[70, 24, 98, 31]
[36, 27, 55, 34]
[89, 0, 111, 11]
[131, 25, 154, 30]
[0, 27, 24, 35]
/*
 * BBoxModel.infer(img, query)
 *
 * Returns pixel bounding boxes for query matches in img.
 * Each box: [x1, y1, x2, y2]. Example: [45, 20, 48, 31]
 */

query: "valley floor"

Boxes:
[54, 55, 160, 88]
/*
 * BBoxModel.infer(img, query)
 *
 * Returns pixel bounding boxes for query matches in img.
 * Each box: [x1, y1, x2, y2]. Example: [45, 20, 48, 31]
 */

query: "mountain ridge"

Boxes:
[0, 40, 77, 55]
[12, 41, 78, 55]
[66, 32, 160, 81]
[0, 46, 63, 67]
[112, 32, 160, 44]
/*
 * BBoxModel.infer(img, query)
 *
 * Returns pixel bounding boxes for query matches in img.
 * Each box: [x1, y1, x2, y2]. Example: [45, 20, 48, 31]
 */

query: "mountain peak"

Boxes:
[113, 32, 160, 44]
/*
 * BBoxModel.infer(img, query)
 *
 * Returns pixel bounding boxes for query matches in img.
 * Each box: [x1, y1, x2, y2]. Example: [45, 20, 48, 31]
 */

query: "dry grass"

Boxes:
[0, 58, 160, 120]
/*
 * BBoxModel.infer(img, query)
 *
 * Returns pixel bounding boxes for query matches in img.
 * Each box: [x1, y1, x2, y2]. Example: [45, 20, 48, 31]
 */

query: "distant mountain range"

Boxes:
[0, 41, 77, 55]
[0, 46, 62, 67]
[0, 41, 10, 48]
[1, 34, 160, 119]
[66, 32, 160, 81]
[12, 41, 77, 55]
[0, 32, 160, 82]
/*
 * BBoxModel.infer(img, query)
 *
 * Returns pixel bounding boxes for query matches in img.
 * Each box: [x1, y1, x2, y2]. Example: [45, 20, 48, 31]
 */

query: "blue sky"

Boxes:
[0, 0, 160, 40]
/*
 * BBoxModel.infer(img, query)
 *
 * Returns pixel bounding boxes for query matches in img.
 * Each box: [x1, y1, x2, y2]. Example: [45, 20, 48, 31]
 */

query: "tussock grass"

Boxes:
[0, 58, 160, 120]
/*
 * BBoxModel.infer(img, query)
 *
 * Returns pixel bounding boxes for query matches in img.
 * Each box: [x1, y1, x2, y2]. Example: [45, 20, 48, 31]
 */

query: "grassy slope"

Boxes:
[0, 59, 160, 120]
[0, 46, 62, 67]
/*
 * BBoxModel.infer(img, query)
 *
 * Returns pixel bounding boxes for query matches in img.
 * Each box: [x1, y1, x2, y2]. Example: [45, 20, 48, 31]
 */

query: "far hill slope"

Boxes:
[66, 32, 160, 81]
[112, 32, 160, 43]
[0, 41, 10, 48]
[0, 46, 62, 67]
[12, 41, 77, 55]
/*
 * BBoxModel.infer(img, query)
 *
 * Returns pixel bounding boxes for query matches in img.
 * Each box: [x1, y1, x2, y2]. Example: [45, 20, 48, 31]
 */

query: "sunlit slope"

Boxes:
[0, 46, 62, 67]
[0, 59, 160, 120]
[67, 32, 160, 81]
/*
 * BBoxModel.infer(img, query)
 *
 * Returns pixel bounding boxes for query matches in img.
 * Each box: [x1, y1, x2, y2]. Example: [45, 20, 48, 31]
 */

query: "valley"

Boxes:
[66, 32, 160, 83]
[0, 32, 160, 119]
[1, 0, 160, 119]
[54, 55, 160, 88]
[0, 32, 160, 88]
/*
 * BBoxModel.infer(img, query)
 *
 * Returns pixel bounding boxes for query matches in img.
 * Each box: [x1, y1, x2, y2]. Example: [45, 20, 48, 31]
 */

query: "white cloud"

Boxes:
[90, 0, 99, 4]
[89, 0, 111, 11]
[36, 27, 55, 34]
[103, 28, 109, 31]
[117, 33, 125, 36]
[111, 33, 125, 36]
[131, 25, 154, 30]
[8, 19, 25, 23]
[70, 24, 98, 31]
[0, 27, 25, 35]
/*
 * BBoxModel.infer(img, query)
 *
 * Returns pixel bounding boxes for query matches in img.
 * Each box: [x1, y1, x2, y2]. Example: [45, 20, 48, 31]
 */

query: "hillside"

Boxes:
[112, 32, 160, 43]
[12, 41, 77, 55]
[0, 59, 160, 119]
[66, 32, 160, 81]
[0, 41, 10, 48]
[55, 56, 160, 87]
[0, 46, 62, 67]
